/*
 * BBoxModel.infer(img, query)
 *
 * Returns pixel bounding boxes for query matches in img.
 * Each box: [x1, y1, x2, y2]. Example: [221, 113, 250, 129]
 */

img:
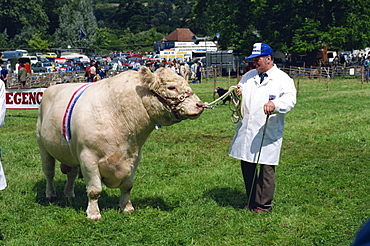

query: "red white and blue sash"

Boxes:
[62, 83, 92, 142]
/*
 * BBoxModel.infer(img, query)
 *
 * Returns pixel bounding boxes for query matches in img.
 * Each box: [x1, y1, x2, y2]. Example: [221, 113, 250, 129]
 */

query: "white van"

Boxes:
[24, 56, 39, 65]
[16, 49, 29, 57]
[1, 50, 25, 61]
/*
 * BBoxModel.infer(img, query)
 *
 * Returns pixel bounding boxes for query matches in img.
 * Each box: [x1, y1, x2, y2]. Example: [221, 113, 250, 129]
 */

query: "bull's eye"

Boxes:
[168, 87, 176, 91]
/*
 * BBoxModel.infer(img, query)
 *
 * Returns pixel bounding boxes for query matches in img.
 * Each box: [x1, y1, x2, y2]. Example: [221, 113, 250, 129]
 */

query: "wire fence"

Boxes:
[5, 64, 370, 89]
[5, 70, 122, 88]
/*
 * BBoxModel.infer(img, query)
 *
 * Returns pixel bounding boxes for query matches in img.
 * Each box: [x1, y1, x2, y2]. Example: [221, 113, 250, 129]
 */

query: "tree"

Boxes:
[191, 0, 258, 53]
[0, 29, 9, 49]
[28, 32, 52, 51]
[113, 0, 148, 33]
[192, 0, 370, 56]
[0, 0, 49, 49]
[53, 0, 97, 48]
[117, 28, 164, 52]
[93, 27, 113, 48]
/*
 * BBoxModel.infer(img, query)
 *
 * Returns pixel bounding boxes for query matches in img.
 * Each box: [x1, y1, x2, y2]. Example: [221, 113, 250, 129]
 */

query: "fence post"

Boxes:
[228, 68, 231, 88]
[213, 68, 217, 100]
[296, 77, 300, 96]
[361, 65, 364, 89]
[326, 76, 330, 92]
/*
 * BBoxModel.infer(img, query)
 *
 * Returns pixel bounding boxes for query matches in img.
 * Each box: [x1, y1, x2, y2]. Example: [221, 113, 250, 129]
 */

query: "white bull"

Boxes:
[36, 67, 204, 220]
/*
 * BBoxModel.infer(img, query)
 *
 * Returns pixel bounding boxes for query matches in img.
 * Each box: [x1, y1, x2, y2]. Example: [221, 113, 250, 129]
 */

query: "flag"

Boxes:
[80, 27, 86, 40]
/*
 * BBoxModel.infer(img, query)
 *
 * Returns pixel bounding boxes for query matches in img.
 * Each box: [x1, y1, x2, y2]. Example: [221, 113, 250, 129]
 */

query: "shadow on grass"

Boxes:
[33, 179, 176, 212]
[6, 114, 38, 119]
[203, 187, 246, 209]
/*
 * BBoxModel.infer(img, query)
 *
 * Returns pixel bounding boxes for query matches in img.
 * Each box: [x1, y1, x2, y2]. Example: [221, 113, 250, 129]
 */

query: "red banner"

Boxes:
[5, 88, 46, 110]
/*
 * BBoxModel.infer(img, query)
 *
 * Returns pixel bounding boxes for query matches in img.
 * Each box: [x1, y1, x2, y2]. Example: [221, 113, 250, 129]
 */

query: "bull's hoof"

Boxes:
[87, 214, 102, 221]
[47, 195, 57, 203]
[122, 207, 135, 214]
[64, 191, 75, 198]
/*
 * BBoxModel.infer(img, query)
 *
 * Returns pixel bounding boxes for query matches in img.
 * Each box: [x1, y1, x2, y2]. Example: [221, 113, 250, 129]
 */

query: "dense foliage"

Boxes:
[193, 0, 370, 54]
[0, 0, 369, 55]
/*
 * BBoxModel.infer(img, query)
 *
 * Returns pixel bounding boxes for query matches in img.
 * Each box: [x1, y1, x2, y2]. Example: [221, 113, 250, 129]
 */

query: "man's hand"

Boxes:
[264, 101, 275, 115]
[236, 85, 242, 96]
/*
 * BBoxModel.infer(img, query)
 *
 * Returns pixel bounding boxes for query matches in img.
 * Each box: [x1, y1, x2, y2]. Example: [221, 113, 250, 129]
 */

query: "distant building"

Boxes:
[154, 28, 217, 60]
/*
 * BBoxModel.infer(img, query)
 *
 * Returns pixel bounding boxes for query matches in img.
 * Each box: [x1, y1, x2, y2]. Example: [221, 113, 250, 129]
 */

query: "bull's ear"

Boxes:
[139, 66, 155, 87]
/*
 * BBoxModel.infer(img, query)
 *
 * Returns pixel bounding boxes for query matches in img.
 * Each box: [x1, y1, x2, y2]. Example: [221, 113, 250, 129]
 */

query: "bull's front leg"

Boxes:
[120, 186, 134, 213]
[80, 155, 103, 220]
[85, 178, 102, 220]
[119, 155, 140, 214]
[86, 188, 101, 220]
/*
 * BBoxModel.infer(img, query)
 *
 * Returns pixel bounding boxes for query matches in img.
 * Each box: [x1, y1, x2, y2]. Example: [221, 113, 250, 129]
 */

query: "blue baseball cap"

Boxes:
[246, 43, 274, 59]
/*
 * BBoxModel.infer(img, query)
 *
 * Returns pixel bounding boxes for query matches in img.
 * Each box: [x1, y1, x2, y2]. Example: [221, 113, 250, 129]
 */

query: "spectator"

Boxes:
[184, 60, 190, 82]
[66, 63, 73, 72]
[85, 60, 96, 82]
[364, 56, 370, 80]
[102, 61, 110, 78]
[192, 60, 202, 83]
[74, 63, 81, 72]
[1, 65, 8, 88]
[18, 63, 27, 89]
[145, 61, 153, 72]
[190, 61, 196, 80]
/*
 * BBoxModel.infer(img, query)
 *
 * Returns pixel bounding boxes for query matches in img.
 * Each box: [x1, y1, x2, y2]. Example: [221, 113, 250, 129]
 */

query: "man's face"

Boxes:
[253, 55, 272, 73]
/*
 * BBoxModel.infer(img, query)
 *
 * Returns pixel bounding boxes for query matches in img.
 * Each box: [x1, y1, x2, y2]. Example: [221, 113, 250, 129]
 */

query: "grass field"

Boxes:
[0, 77, 369, 245]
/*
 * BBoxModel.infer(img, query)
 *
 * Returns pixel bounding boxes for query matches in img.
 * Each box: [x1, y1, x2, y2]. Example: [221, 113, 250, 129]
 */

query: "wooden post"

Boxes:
[361, 65, 364, 89]
[296, 77, 300, 96]
[326, 76, 330, 92]
[213, 68, 217, 100]
[228, 68, 231, 87]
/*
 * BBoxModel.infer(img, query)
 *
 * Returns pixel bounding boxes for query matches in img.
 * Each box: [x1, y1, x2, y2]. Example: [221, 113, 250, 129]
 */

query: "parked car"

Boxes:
[45, 52, 57, 58]
[31, 61, 53, 73]
[35, 53, 45, 58]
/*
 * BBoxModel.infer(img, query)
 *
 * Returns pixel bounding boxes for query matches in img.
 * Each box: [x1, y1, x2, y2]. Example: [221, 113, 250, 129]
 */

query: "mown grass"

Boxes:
[0, 77, 369, 245]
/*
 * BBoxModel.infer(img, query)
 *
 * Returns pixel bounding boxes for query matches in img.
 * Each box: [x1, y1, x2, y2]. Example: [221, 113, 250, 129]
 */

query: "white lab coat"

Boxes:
[229, 65, 296, 165]
[0, 80, 6, 190]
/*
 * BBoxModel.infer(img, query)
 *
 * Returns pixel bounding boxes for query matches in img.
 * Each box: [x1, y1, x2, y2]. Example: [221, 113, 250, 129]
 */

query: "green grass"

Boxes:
[0, 77, 369, 245]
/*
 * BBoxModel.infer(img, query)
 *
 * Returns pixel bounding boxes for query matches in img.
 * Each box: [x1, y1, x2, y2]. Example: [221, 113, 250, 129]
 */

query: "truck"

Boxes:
[205, 50, 243, 75]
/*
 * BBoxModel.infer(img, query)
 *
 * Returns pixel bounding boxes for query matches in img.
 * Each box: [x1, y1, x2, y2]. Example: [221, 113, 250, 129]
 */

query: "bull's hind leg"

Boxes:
[63, 166, 79, 198]
[40, 148, 56, 201]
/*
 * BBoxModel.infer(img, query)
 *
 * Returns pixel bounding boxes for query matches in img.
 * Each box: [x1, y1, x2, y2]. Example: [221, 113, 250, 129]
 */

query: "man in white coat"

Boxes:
[0, 78, 6, 190]
[229, 43, 296, 213]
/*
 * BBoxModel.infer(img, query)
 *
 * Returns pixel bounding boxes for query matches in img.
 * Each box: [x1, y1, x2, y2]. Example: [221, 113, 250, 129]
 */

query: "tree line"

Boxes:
[0, 0, 369, 56]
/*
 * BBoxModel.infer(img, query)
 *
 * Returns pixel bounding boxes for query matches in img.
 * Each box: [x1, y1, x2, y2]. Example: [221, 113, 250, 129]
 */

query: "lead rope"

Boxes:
[203, 85, 243, 123]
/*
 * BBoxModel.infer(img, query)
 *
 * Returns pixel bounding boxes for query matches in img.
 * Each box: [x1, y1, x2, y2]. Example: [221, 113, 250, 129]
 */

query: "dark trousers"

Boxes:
[241, 161, 275, 210]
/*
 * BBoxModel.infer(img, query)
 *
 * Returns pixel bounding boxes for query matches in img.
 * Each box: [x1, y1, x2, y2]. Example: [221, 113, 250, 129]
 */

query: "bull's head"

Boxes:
[139, 66, 204, 126]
